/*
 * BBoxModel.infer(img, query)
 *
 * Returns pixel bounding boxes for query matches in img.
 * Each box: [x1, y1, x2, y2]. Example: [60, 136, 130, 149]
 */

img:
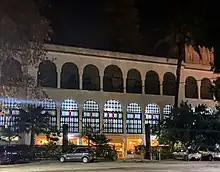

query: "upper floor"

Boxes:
[1, 44, 218, 108]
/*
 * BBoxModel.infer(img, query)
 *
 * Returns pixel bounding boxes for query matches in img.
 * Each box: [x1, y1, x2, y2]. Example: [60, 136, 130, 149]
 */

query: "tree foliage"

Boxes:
[0, 0, 51, 98]
[159, 102, 220, 148]
[15, 105, 54, 152]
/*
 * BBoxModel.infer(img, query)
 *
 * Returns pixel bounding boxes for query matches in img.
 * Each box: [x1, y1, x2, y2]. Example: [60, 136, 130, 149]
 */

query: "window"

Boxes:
[39, 99, 57, 129]
[103, 100, 123, 133]
[60, 99, 79, 133]
[163, 104, 172, 119]
[82, 100, 100, 132]
[126, 103, 142, 134]
[145, 104, 160, 131]
[0, 98, 20, 131]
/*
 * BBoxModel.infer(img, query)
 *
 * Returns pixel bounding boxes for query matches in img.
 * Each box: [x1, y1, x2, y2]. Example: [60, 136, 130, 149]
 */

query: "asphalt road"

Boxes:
[1, 161, 220, 172]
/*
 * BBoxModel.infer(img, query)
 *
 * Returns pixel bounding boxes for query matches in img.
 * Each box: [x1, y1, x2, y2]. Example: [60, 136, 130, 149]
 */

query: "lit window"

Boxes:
[60, 99, 79, 133]
[145, 103, 160, 131]
[82, 100, 100, 132]
[126, 103, 142, 134]
[103, 100, 123, 133]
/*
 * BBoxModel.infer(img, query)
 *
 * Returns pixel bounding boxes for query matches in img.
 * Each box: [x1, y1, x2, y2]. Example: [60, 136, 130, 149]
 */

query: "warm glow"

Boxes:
[150, 135, 159, 147]
[35, 135, 48, 145]
[127, 137, 143, 153]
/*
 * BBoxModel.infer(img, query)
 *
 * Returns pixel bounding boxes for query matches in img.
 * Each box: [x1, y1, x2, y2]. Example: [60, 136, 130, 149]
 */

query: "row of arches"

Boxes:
[38, 61, 176, 95]
[38, 60, 213, 99]
[0, 98, 215, 134]
[1, 59, 213, 99]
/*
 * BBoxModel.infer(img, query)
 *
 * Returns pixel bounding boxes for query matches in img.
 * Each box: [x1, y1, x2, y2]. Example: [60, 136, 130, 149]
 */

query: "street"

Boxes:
[1, 161, 220, 172]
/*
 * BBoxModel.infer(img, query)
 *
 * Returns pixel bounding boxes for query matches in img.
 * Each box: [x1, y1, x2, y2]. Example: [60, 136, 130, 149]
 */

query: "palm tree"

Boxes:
[16, 105, 53, 158]
[154, 17, 203, 107]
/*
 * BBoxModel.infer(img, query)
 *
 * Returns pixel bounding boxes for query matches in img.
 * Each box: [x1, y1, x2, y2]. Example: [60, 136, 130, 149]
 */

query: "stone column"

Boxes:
[79, 75, 83, 90]
[100, 73, 103, 92]
[160, 80, 163, 95]
[57, 65, 61, 89]
[122, 106, 127, 159]
[197, 80, 201, 99]
[100, 108, 104, 133]
[78, 103, 83, 145]
[123, 77, 126, 93]
[142, 77, 145, 94]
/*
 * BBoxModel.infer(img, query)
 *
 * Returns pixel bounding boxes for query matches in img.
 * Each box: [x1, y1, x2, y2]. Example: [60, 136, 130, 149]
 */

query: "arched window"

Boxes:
[145, 71, 160, 95]
[0, 98, 20, 131]
[82, 100, 100, 132]
[200, 78, 213, 99]
[38, 60, 57, 88]
[126, 103, 142, 134]
[1, 59, 22, 85]
[103, 100, 123, 133]
[82, 64, 100, 91]
[103, 65, 123, 93]
[185, 76, 198, 98]
[60, 62, 79, 89]
[163, 72, 176, 96]
[38, 99, 57, 129]
[163, 104, 172, 119]
[60, 99, 79, 133]
[126, 69, 142, 94]
[145, 104, 160, 131]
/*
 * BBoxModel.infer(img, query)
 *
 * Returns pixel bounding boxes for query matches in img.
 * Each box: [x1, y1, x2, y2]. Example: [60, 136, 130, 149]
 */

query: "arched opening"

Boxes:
[103, 65, 123, 92]
[185, 76, 198, 98]
[163, 72, 176, 96]
[38, 99, 57, 129]
[60, 99, 79, 133]
[126, 102, 142, 134]
[38, 60, 57, 88]
[126, 69, 142, 94]
[163, 104, 172, 119]
[0, 98, 20, 132]
[200, 78, 213, 99]
[1, 59, 22, 86]
[103, 99, 123, 133]
[145, 104, 160, 127]
[82, 64, 100, 91]
[145, 71, 160, 95]
[60, 62, 79, 89]
[82, 100, 100, 132]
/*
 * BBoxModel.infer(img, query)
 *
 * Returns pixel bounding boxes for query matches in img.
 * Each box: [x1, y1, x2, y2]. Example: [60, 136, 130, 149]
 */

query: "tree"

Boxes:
[82, 124, 117, 159]
[159, 102, 220, 148]
[0, 0, 51, 99]
[16, 105, 54, 158]
[152, 1, 208, 107]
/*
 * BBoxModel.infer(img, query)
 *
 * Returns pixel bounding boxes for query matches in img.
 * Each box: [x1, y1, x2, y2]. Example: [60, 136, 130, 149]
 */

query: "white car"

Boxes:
[173, 149, 202, 161]
[198, 147, 220, 161]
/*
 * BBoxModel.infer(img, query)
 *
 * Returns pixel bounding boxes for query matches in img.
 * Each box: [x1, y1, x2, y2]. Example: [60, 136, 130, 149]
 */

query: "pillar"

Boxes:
[142, 77, 145, 94]
[197, 80, 201, 99]
[57, 65, 61, 89]
[122, 106, 127, 159]
[160, 80, 163, 95]
[123, 77, 126, 93]
[100, 73, 103, 92]
[78, 104, 83, 145]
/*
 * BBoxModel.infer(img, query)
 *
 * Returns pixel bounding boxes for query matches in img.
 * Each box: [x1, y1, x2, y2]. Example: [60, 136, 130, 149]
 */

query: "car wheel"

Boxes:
[208, 155, 213, 161]
[82, 157, 89, 163]
[184, 155, 189, 161]
[59, 156, 65, 163]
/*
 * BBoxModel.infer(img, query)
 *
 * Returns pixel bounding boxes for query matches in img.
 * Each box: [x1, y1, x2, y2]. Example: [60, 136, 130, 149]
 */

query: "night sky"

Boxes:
[44, 0, 220, 57]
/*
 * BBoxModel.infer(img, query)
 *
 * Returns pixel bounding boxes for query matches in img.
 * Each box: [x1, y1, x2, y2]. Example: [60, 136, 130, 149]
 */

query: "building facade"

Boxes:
[0, 44, 218, 158]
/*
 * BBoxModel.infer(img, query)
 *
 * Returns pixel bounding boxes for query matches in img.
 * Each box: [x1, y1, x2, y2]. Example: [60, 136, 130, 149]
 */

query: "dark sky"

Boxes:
[44, 0, 220, 57]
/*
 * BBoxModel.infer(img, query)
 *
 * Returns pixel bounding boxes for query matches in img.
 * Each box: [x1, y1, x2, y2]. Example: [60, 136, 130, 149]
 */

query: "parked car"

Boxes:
[198, 147, 220, 161]
[59, 147, 96, 163]
[173, 148, 202, 161]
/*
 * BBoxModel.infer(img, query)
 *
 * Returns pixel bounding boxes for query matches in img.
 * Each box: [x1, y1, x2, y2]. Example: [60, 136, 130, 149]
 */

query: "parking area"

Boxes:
[1, 160, 220, 172]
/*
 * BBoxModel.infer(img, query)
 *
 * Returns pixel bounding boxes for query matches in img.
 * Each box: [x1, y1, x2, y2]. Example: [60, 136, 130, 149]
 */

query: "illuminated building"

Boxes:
[0, 44, 218, 158]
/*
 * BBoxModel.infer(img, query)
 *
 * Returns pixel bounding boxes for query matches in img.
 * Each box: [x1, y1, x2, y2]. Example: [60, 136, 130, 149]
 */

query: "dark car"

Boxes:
[59, 147, 96, 163]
